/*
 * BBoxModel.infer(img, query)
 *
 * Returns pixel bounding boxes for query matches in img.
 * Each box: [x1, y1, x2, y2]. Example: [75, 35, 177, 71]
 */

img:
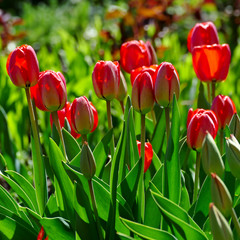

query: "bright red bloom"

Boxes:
[132, 71, 154, 114]
[92, 61, 120, 101]
[137, 141, 153, 173]
[192, 44, 231, 82]
[35, 70, 67, 112]
[71, 96, 98, 135]
[120, 40, 151, 73]
[6, 44, 39, 88]
[154, 62, 180, 107]
[211, 95, 236, 129]
[187, 22, 219, 52]
[187, 108, 218, 150]
[130, 65, 158, 86]
[37, 227, 48, 240]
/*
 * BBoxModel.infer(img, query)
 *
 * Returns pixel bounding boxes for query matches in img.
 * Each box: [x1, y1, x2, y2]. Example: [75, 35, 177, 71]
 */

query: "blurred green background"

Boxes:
[0, 0, 240, 180]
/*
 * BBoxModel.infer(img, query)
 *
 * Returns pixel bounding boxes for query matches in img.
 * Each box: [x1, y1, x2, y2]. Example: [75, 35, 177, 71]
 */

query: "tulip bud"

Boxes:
[38, 70, 67, 112]
[132, 71, 154, 115]
[130, 65, 158, 86]
[71, 96, 98, 135]
[187, 108, 218, 151]
[137, 141, 153, 173]
[211, 95, 236, 129]
[120, 40, 151, 73]
[192, 44, 231, 82]
[146, 41, 158, 65]
[80, 142, 96, 180]
[211, 173, 232, 217]
[188, 22, 219, 53]
[154, 62, 180, 107]
[226, 134, 240, 179]
[92, 61, 120, 101]
[6, 44, 39, 88]
[229, 113, 240, 142]
[116, 71, 127, 101]
[202, 133, 224, 176]
[209, 203, 233, 240]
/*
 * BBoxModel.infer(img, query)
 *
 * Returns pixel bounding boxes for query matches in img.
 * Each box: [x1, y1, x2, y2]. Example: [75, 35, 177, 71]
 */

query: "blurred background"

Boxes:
[0, 0, 240, 180]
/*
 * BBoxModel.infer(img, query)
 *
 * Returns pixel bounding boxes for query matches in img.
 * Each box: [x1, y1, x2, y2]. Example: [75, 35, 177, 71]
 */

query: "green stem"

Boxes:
[165, 106, 170, 141]
[193, 151, 201, 203]
[137, 114, 145, 223]
[51, 111, 67, 160]
[151, 109, 156, 127]
[212, 81, 216, 102]
[25, 87, 46, 216]
[81, 134, 88, 145]
[207, 82, 211, 103]
[88, 179, 104, 240]
[120, 100, 125, 114]
[220, 129, 224, 155]
[106, 100, 115, 159]
[182, 147, 190, 170]
[231, 207, 240, 238]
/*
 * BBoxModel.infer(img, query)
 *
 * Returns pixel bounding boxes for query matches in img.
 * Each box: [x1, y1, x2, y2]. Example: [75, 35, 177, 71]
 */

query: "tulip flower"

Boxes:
[6, 44, 39, 88]
[187, 108, 218, 151]
[130, 65, 158, 86]
[137, 141, 153, 173]
[211, 95, 236, 130]
[192, 44, 231, 82]
[132, 71, 154, 115]
[187, 22, 219, 52]
[229, 113, 240, 142]
[71, 96, 98, 136]
[146, 40, 158, 65]
[120, 40, 151, 73]
[154, 62, 180, 108]
[92, 60, 120, 101]
[37, 70, 67, 112]
[37, 227, 48, 240]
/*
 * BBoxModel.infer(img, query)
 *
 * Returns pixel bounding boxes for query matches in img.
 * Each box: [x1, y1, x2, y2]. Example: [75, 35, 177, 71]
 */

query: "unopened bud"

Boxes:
[229, 113, 240, 142]
[116, 71, 127, 101]
[211, 173, 232, 217]
[226, 134, 240, 179]
[202, 132, 224, 176]
[209, 203, 233, 240]
[80, 142, 96, 180]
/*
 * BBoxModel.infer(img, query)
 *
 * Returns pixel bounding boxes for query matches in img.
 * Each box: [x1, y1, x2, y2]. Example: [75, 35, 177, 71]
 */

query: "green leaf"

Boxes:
[163, 95, 181, 204]
[48, 138, 74, 224]
[40, 217, 75, 240]
[121, 217, 177, 240]
[5, 170, 39, 214]
[0, 153, 7, 173]
[197, 82, 210, 109]
[62, 128, 81, 161]
[151, 191, 208, 240]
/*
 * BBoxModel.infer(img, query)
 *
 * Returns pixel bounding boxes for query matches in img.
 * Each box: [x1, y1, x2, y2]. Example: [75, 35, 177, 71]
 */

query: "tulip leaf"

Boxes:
[0, 153, 7, 173]
[163, 95, 181, 204]
[62, 127, 80, 161]
[120, 217, 177, 240]
[197, 82, 210, 109]
[40, 217, 75, 240]
[151, 191, 208, 240]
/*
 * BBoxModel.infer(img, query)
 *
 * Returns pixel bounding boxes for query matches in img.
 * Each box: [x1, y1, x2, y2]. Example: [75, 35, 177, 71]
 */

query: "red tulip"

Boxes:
[71, 96, 98, 135]
[192, 44, 231, 82]
[154, 62, 180, 107]
[187, 108, 218, 150]
[137, 140, 153, 173]
[130, 65, 158, 86]
[146, 41, 158, 65]
[120, 40, 151, 73]
[92, 61, 120, 101]
[6, 44, 39, 88]
[188, 22, 219, 52]
[211, 95, 237, 129]
[37, 227, 48, 240]
[132, 71, 154, 114]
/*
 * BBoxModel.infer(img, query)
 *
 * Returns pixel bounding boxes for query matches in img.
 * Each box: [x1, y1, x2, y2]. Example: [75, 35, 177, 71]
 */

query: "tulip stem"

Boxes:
[207, 83, 211, 103]
[82, 134, 88, 144]
[165, 106, 170, 141]
[231, 207, 240, 238]
[88, 179, 104, 240]
[25, 87, 46, 216]
[151, 109, 156, 126]
[106, 101, 115, 159]
[137, 114, 146, 223]
[212, 81, 216, 102]
[220, 129, 224, 155]
[51, 111, 67, 160]
[193, 151, 201, 203]
[120, 100, 125, 114]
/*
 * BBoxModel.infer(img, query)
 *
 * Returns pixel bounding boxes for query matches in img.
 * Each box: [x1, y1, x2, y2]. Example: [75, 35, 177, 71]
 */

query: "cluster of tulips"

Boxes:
[4, 20, 240, 239]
